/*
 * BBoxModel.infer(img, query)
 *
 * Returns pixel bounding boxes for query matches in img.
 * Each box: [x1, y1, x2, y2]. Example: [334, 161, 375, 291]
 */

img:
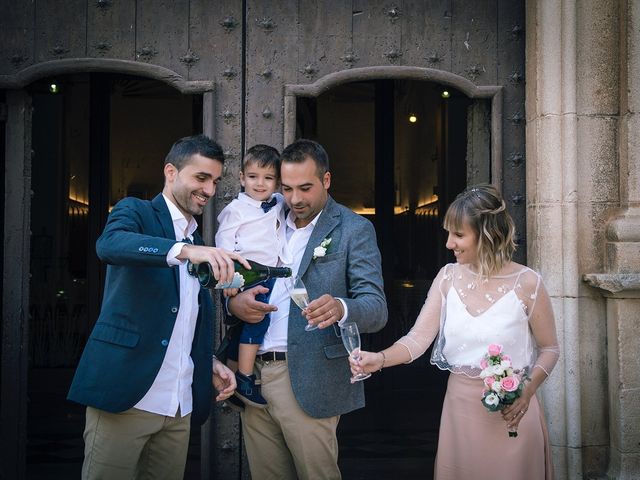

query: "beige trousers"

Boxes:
[240, 359, 341, 480]
[82, 406, 191, 480]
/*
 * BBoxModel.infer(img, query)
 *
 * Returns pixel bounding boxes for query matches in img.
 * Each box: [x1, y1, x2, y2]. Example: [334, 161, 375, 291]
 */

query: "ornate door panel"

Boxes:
[0, 1, 34, 73]
[496, 1, 526, 253]
[0, 1, 526, 478]
[86, 1, 136, 59]
[297, 0, 352, 80]
[240, 1, 526, 262]
[35, 0, 87, 63]
[352, 0, 403, 66]
[188, 0, 244, 205]
[137, 0, 190, 78]
[401, 0, 450, 68]
[244, 0, 298, 147]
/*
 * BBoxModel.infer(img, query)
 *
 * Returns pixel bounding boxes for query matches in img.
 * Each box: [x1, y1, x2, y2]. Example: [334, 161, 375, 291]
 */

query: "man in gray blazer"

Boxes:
[228, 139, 388, 479]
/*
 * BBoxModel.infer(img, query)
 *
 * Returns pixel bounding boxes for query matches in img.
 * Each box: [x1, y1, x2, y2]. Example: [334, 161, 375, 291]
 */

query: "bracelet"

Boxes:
[379, 351, 386, 371]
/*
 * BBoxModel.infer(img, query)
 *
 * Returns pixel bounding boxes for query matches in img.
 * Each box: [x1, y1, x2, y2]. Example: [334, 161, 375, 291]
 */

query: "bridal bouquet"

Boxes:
[479, 343, 528, 437]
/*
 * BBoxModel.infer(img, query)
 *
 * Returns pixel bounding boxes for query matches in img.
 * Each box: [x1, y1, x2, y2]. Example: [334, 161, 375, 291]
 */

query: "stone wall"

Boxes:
[527, 0, 640, 478]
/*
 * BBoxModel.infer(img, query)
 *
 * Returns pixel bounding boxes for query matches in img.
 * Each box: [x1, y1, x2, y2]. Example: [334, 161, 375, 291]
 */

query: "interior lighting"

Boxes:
[49, 83, 59, 93]
[441, 90, 450, 99]
[408, 114, 418, 123]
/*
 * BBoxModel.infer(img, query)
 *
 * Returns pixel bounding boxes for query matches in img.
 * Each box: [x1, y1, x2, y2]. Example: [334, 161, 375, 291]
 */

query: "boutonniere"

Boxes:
[312, 237, 332, 260]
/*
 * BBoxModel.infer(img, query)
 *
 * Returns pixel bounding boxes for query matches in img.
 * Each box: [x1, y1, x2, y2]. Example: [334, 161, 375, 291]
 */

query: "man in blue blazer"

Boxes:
[228, 139, 388, 479]
[68, 135, 246, 480]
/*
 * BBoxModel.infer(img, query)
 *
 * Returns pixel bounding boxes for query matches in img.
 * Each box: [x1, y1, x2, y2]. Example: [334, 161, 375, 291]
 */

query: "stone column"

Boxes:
[583, 1, 640, 478]
[526, 1, 579, 476]
[527, 0, 623, 478]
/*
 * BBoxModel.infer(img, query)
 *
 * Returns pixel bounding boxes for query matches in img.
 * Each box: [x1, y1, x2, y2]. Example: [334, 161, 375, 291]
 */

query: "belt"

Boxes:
[257, 351, 287, 362]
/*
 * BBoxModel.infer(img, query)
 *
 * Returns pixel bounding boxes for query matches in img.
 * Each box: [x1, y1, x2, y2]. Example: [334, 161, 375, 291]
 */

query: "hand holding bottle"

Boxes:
[177, 244, 250, 288]
[189, 258, 292, 290]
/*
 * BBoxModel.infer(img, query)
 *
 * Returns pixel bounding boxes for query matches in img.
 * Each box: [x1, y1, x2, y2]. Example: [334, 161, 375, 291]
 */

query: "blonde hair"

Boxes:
[443, 184, 516, 278]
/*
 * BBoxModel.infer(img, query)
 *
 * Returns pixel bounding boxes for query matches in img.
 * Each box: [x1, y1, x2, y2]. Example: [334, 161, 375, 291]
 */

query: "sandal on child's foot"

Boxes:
[234, 372, 268, 409]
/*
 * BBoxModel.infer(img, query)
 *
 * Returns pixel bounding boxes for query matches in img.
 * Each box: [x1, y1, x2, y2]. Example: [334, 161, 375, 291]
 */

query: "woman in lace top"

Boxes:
[351, 184, 560, 480]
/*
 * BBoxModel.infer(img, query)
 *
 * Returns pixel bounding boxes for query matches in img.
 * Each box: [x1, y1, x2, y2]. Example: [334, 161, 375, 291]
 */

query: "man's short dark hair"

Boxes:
[281, 139, 330, 178]
[242, 144, 281, 175]
[164, 135, 224, 171]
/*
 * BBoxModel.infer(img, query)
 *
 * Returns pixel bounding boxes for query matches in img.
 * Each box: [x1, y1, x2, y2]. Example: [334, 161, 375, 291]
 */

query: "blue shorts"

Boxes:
[238, 277, 276, 345]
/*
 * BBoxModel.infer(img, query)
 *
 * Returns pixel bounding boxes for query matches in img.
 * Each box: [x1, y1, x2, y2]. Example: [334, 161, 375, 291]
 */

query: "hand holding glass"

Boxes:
[340, 322, 371, 382]
[286, 275, 317, 331]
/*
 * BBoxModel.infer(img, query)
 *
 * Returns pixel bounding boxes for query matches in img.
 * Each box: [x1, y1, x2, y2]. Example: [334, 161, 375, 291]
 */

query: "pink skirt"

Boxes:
[435, 374, 553, 480]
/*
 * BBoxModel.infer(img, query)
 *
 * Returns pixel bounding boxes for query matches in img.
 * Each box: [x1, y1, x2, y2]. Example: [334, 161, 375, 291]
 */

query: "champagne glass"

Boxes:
[286, 275, 317, 331]
[340, 322, 371, 382]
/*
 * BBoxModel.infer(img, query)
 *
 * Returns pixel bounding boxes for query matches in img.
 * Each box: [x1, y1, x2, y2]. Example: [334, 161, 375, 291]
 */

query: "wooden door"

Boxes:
[0, 1, 525, 478]
[1, 90, 32, 480]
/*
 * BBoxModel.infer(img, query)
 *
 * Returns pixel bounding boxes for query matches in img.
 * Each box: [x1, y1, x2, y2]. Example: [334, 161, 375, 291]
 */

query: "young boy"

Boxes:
[215, 144, 288, 408]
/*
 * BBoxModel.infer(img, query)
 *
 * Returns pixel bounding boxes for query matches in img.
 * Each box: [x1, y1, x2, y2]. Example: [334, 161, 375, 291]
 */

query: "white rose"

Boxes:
[492, 364, 506, 376]
[313, 246, 326, 258]
[491, 380, 503, 393]
[501, 359, 512, 369]
[480, 368, 492, 378]
[485, 393, 499, 406]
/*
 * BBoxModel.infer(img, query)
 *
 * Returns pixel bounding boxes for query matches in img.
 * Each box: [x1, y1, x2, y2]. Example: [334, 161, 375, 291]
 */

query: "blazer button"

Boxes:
[171, 307, 178, 313]
[161, 339, 169, 347]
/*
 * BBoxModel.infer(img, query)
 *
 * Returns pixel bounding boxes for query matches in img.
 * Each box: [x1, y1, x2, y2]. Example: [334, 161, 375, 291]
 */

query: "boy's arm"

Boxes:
[215, 202, 243, 251]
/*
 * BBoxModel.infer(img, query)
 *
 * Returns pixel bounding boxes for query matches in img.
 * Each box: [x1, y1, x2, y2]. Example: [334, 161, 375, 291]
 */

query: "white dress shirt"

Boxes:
[215, 192, 290, 265]
[259, 210, 348, 353]
[134, 194, 199, 417]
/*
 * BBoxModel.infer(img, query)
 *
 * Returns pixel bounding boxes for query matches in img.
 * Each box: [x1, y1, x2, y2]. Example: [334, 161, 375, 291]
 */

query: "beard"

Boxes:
[174, 189, 209, 218]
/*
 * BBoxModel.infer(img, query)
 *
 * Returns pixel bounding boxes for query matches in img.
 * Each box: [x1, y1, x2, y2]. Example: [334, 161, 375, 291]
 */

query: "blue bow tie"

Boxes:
[181, 237, 193, 244]
[261, 197, 277, 213]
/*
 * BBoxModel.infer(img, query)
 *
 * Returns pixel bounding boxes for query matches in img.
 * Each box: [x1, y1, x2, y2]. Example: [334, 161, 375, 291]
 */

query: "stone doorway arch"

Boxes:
[284, 66, 503, 187]
[1, 59, 217, 479]
[282, 66, 504, 478]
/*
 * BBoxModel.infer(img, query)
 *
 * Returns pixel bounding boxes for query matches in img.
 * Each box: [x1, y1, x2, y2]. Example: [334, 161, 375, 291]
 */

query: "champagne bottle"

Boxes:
[187, 259, 292, 289]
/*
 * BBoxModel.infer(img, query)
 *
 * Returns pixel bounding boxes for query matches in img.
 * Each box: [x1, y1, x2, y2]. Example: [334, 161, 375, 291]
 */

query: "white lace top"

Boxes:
[396, 263, 560, 378]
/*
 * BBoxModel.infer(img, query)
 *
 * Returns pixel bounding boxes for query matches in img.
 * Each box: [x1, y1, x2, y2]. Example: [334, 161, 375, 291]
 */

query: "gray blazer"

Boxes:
[287, 196, 387, 418]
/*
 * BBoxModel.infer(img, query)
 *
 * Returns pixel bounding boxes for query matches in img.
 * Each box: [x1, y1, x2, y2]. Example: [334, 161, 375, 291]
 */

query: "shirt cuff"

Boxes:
[336, 298, 349, 326]
[167, 242, 188, 266]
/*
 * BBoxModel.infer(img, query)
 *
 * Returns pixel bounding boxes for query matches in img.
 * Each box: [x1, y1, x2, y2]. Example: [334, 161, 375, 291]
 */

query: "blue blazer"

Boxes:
[68, 194, 214, 425]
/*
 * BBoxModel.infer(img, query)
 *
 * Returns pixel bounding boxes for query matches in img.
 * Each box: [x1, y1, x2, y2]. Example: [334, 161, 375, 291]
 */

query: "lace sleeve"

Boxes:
[394, 266, 447, 362]
[528, 277, 560, 376]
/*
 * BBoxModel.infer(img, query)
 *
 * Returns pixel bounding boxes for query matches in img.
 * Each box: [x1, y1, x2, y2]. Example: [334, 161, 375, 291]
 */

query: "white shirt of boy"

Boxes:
[215, 191, 290, 266]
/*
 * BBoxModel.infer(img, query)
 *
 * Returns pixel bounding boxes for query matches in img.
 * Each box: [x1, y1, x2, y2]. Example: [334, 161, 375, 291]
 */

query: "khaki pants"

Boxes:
[240, 359, 341, 480]
[82, 406, 191, 480]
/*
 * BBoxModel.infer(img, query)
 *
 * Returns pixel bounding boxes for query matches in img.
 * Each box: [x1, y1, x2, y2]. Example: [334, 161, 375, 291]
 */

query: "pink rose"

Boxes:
[484, 376, 495, 387]
[488, 344, 503, 356]
[501, 375, 520, 392]
[502, 354, 511, 362]
[480, 358, 489, 369]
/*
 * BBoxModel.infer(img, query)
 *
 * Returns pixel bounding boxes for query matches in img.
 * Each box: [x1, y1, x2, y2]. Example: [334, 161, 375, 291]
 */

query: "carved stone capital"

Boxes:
[583, 273, 640, 298]
[605, 208, 640, 272]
